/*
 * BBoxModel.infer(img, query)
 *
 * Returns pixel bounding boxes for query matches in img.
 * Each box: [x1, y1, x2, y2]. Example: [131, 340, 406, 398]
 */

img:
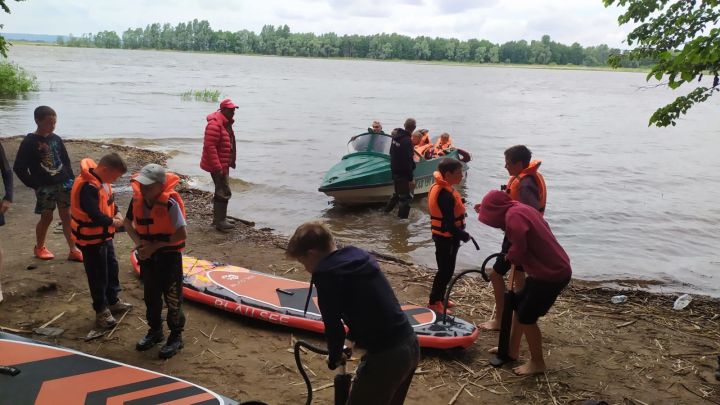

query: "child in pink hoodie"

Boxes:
[475, 190, 571, 375]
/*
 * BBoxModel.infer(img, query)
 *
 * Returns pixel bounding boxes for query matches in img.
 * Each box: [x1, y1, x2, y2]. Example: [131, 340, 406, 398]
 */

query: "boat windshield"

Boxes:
[347, 133, 392, 155]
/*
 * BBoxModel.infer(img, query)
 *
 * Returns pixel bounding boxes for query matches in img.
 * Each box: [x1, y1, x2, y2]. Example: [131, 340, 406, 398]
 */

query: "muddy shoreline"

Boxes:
[0, 137, 717, 404]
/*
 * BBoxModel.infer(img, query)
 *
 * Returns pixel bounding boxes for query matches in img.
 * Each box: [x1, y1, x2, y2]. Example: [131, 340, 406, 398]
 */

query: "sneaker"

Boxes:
[136, 329, 165, 351]
[108, 300, 133, 314]
[427, 301, 453, 315]
[34, 245, 55, 260]
[159, 334, 184, 359]
[96, 308, 118, 329]
[67, 249, 83, 262]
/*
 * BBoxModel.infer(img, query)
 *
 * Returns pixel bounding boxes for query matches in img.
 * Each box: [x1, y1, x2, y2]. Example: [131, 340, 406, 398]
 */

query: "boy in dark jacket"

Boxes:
[426, 158, 469, 313]
[13, 106, 82, 262]
[384, 118, 417, 219]
[287, 221, 419, 405]
[476, 190, 571, 375]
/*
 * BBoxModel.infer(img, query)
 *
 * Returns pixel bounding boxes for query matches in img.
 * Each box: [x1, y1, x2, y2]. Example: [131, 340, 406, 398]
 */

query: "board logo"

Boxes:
[221, 274, 240, 280]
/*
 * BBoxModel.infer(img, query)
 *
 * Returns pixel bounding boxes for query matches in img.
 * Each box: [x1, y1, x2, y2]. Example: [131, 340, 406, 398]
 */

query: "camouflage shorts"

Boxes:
[34, 183, 71, 214]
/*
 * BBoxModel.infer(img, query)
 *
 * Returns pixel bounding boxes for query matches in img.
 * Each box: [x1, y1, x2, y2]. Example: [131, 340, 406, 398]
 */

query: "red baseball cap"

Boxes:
[219, 98, 239, 109]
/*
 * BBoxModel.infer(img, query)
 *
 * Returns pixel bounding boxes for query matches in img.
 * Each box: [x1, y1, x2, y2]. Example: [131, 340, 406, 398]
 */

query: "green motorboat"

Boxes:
[318, 132, 470, 205]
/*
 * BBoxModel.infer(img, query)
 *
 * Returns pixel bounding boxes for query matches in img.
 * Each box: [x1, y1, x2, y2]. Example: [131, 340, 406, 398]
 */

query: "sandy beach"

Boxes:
[0, 137, 717, 404]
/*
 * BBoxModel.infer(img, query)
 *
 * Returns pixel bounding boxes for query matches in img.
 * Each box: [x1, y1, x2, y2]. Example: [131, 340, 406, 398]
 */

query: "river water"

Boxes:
[3, 45, 719, 296]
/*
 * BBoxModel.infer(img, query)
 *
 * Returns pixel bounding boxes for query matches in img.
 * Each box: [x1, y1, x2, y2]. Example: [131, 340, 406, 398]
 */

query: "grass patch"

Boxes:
[0, 61, 39, 96]
[181, 89, 222, 103]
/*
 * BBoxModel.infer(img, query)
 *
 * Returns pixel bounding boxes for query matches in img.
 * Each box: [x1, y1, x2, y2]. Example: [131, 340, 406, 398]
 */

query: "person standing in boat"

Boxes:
[384, 118, 416, 219]
[369, 121, 385, 134]
[200, 98, 238, 232]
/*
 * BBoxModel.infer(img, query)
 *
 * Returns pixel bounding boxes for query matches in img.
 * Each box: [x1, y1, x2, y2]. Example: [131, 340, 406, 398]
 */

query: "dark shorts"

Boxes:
[34, 183, 71, 214]
[515, 277, 570, 325]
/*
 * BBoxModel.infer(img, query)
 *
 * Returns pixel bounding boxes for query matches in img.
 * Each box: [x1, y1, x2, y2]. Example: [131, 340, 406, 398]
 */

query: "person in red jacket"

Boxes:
[201, 98, 238, 232]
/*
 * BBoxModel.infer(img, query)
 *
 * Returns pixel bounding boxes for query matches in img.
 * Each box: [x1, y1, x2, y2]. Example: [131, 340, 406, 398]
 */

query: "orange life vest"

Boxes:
[434, 136, 454, 156]
[428, 171, 466, 237]
[506, 160, 547, 213]
[419, 133, 430, 146]
[130, 173, 187, 252]
[70, 159, 116, 246]
[414, 144, 433, 161]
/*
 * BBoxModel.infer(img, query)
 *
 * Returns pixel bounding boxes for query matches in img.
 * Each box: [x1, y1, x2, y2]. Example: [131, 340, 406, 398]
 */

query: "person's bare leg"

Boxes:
[514, 271, 526, 293]
[58, 207, 77, 251]
[36, 210, 54, 248]
[513, 323, 546, 375]
[480, 271, 504, 330]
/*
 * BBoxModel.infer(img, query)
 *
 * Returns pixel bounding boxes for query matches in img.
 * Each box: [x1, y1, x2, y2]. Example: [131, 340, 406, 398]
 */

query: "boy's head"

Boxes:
[504, 145, 532, 176]
[404, 118, 416, 133]
[411, 132, 421, 145]
[134, 164, 166, 202]
[34, 106, 57, 136]
[371, 121, 382, 133]
[439, 132, 450, 142]
[437, 158, 463, 185]
[96, 153, 128, 184]
[286, 221, 336, 274]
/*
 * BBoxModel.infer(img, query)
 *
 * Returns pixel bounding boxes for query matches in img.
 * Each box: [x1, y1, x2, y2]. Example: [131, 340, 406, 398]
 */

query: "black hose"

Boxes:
[441, 252, 504, 323]
[294, 340, 329, 405]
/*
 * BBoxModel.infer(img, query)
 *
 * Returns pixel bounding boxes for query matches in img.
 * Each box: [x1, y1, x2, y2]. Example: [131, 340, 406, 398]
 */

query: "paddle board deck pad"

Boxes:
[0, 332, 238, 405]
[131, 253, 478, 349]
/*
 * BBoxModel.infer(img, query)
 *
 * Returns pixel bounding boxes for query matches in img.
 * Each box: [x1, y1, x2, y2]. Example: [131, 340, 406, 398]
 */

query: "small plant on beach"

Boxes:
[0, 61, 39, 96]
[180, 89, 222, 103]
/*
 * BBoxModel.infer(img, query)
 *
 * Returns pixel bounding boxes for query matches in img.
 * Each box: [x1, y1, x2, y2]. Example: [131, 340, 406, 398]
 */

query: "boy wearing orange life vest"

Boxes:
[123, 164, 187, 359]
[433, 132, 453, 157]
[480, 145, 547, 331]
[70, 153, 131, 329]
[427, 158, 470, 313]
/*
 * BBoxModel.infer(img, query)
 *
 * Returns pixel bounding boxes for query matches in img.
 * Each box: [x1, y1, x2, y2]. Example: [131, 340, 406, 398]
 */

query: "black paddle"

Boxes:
[490, 264, 516, 367]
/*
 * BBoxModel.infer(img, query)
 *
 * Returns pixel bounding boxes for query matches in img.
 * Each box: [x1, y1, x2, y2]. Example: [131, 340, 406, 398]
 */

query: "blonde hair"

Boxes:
[286, 221, 334, 258]
[440, 132, 450, 140]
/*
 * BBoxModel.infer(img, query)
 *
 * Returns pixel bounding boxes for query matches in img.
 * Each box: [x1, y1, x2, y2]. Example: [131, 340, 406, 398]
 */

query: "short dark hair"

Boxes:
[437, 158, 463, 175]
[34, 106, 57, 122]
[286, 221, 334, 258]
[98, 153, 128, 174]
[504, 145, 532, 167]
[404, 118, 416, 133]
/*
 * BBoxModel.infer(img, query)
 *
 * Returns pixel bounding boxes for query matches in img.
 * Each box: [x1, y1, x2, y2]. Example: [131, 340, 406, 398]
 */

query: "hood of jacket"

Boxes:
[477, 189, 516, 230]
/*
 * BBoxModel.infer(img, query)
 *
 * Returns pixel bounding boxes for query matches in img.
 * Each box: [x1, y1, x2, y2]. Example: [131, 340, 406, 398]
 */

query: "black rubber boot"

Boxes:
[213, 200, 234, 232]
[136, 329, 164, 351]
[159, 334, 184, 359]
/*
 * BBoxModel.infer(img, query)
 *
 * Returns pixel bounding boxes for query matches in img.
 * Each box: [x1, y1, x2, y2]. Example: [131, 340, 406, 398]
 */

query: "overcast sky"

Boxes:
[3, 0, 632, 47]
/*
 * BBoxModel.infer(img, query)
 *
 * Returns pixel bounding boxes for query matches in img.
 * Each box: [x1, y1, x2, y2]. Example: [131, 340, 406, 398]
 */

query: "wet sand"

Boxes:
[0, 137, 717, 404]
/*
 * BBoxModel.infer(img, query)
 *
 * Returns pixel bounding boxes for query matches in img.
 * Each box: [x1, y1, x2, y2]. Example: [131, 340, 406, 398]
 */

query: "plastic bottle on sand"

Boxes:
[610, 295, 627, 304]
[673, 294, 692, 310]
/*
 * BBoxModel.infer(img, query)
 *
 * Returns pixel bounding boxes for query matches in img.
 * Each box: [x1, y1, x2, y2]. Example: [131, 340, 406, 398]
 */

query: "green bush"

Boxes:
[0, 61, 39, 96]
[180, 89, 221, 103]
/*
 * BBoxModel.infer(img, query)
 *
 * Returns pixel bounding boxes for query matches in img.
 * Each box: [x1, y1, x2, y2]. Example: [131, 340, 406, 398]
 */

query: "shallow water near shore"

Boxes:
[2, 45, 720, 296]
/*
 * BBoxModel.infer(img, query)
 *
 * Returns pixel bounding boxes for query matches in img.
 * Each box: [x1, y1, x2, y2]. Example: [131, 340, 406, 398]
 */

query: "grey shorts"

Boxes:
[35, 183, 71, 214]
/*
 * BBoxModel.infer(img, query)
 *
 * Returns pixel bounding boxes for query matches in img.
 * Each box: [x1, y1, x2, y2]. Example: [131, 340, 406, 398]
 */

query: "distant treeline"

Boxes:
[58, 19, 653, 68]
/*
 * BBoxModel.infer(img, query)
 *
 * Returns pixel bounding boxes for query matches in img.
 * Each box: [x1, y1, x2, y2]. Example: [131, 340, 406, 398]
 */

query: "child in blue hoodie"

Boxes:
[286, 221, 419, 405]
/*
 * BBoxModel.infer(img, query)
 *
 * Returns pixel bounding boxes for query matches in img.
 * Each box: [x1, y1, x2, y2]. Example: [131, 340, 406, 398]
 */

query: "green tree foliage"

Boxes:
[61, 20, 653, 69]
[0, 61, 38, 95]
[605, 0, 720, 127]
[1, 0, 24, 58]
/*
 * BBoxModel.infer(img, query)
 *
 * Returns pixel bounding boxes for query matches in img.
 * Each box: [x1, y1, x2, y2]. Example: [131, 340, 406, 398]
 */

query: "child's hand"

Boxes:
[474, 203, 482, 213]
[0, 200, 10, 214]
[138, 242, 158, 260]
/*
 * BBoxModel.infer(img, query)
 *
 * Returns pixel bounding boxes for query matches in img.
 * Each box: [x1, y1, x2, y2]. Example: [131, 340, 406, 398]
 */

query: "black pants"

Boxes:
[210, 171, 232, 203]
[429, 235, 460, 303]
[140, 251, 185, 335]
[384, 177, 412, 219]
[348, 334, 420, 405]
[79, 240, 120, 312]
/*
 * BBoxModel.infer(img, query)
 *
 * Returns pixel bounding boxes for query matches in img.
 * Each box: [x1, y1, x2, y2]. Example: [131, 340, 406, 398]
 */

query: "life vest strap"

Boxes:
[71, 216, 97, 228]
[71, 229, 114, 241]
[136, 218, 154, 226]
[139, 233, 171, 242]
